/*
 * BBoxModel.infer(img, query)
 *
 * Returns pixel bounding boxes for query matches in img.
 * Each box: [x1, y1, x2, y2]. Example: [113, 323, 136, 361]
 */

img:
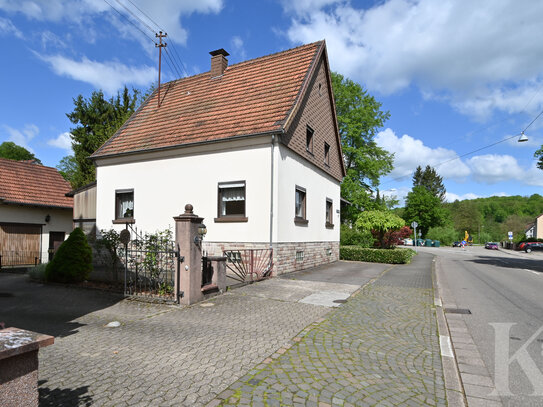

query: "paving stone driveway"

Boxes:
[1, 255, 446, 406]
[213, 253, 446, 406]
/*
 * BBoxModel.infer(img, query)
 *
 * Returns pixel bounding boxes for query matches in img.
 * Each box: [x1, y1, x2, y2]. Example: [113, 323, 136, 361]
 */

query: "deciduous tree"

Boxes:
[0, 141, 41, 164]
[331, 72, 394, 222]
[355, 210, 405, 249]
[403, 186, 448, 236]
[56, 155, 77, 186]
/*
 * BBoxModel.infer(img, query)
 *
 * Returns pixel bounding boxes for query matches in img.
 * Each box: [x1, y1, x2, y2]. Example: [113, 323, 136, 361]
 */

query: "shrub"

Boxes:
[45, 228, 92, 283]
[96, 229, 122, 281]
[340, 246, 416, 264]
[340, 224, 373, 247]
[373, 226, 412, 248]
[28, 263, 47, 281]
[426, 226, 458, 246]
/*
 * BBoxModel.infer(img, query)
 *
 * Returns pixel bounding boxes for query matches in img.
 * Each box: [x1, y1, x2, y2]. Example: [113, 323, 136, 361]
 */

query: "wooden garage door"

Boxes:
[0, 223, 41, 266]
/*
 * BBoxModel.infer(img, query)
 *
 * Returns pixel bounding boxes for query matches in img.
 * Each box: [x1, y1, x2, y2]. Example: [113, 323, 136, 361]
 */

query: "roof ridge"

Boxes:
[224, 40, 324, 71]
[151, 40, 324, 88]
[0, 157, 58, 171]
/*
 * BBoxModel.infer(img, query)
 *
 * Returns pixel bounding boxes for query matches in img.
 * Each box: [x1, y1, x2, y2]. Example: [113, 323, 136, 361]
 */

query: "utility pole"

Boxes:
[155, 31, 167, 107]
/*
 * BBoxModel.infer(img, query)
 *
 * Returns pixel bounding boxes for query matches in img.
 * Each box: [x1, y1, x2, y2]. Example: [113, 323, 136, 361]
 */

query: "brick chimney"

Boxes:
[209, 48, 229, 78]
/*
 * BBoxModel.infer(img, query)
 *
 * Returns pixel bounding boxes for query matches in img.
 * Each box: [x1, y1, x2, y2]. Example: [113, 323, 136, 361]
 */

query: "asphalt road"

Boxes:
[427, 245, 543, 407]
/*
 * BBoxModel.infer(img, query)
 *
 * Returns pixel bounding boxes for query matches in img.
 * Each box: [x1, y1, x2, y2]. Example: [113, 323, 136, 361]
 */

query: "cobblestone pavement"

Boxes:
[1, 255, 447, 406]
[211, 252, 447, 406]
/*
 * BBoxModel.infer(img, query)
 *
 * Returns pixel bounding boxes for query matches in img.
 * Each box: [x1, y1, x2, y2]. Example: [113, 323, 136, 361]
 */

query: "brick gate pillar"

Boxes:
[173, 204, 204, 305]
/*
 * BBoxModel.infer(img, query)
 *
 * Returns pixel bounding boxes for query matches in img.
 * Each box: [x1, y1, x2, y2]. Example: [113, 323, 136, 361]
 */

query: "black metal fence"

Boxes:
[117, 226, 182, 303]
[0, 251, 41, 269]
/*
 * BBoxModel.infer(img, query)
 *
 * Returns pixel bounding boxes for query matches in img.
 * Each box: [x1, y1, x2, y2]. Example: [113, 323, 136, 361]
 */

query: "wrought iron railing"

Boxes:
[117, 226, 181, 302]
[223, 248, 273, 283]
[0, 251, 41, 269]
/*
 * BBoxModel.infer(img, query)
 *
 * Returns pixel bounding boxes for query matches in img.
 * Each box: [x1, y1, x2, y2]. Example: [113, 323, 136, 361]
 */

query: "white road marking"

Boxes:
[440, 335, 454, 358]
[524, 269, 540, 275]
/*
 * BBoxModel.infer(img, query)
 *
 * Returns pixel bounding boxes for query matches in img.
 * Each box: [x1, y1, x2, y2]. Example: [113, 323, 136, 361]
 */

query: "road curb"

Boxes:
[433, 255, 504, 407]
[432, 256, 467, 407]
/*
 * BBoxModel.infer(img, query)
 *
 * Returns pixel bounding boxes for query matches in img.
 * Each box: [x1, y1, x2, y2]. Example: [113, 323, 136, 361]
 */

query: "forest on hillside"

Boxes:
[395, 194, 543, 244]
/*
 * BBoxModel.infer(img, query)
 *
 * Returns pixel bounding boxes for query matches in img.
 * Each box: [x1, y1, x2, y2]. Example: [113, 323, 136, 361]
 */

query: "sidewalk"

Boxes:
[210, 252, 447, 406]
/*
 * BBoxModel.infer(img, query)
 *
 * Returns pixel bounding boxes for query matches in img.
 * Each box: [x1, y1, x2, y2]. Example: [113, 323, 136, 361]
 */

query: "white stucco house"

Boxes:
[0, 158, 73, 267]
[91, 41, 346, 274]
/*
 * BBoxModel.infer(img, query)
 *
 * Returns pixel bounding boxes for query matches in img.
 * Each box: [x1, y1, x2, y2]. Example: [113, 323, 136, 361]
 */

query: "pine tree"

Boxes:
[66, 87, 139, 188]
[412, 165, 446, 202]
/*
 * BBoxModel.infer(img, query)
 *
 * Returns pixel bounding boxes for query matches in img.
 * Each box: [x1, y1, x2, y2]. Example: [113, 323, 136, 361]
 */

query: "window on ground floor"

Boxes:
[115, 189, 134, 221]
[295, 186, 307, 224]
[326, 198, 334, 228]
[216, 181, 247, 221]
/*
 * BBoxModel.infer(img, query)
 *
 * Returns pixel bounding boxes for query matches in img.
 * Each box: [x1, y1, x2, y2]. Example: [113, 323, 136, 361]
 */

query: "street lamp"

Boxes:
[518, 131, 528, 142]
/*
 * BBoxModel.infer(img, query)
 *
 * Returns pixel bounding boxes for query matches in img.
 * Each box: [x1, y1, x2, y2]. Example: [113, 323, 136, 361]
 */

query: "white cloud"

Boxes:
[375, 128, 471, 180]
[0, 0, 223, 45]
[445, 192, 481, 202]
[280, 0, 341, 15]
[47, 132, 72, 154]
[466, 154, 543, 187]
[2, 124, 39, 152]
[0, 16, 23, 38]
[36, 53, 157, 94]
[0, 0, 107, 23]
[467, 154, 522, 183]
[230, 36, 246, 60]
[283, 0, 543, 120]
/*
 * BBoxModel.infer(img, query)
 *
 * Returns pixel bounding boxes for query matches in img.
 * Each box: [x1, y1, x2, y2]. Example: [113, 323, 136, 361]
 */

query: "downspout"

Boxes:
[269, 134, 275, 249]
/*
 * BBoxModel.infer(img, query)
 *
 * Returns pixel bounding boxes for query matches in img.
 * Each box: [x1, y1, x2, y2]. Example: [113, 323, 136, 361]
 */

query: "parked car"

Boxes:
[484, 242, 499, 250]
[524, 242, 543, 253]
[518, 242, 527, 251]
[403, 238, 413, 246]
[452, 241, 461, 247]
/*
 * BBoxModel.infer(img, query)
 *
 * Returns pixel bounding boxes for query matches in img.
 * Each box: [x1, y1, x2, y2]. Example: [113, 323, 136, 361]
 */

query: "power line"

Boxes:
[163, 47, 183, 79]
[380, 106, 543, 187]
[113, 0, 155, 34]
[120, 0, 190, 78]
[103, 0, 156, 44]
[123, 0, 162, 31]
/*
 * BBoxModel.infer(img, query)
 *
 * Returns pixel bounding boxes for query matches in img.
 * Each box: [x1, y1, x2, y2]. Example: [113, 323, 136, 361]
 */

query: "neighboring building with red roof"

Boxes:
[91, 41, 345, 274]
[0, 158, 73, 267]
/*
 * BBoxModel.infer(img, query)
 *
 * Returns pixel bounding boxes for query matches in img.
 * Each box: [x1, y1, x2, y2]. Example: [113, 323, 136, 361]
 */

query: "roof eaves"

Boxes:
[66, 181, 97, 197]
[1, 200, 73, 210]
[320, 44, 347, 178]
[91, 129, 282, 161]
[280, 41, 324, 132]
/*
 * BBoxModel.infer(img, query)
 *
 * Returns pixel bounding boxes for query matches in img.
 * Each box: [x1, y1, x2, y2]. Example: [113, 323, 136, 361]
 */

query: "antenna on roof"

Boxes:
[155, 31, 167, 107]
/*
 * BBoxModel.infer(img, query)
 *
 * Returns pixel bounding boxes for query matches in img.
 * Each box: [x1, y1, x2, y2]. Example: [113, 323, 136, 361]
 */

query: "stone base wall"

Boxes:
[203, 241, 339, 275]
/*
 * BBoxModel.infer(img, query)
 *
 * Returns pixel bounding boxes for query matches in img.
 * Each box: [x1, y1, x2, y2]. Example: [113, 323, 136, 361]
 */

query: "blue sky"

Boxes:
[1, 0, 542, 204]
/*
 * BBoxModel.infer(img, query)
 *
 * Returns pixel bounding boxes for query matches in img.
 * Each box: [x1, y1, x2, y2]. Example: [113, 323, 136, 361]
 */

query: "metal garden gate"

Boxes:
[118, 225, 183, 303]
[223, 248, 273, 283]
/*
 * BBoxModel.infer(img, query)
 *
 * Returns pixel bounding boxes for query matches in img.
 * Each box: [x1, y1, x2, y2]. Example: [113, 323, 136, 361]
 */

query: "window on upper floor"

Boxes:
[324, 142, 330, 166]
[306, 126, 314, 154]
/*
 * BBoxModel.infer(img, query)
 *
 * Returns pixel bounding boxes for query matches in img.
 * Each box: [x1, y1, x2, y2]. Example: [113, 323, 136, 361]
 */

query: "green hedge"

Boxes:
[340, 246, 416, 264]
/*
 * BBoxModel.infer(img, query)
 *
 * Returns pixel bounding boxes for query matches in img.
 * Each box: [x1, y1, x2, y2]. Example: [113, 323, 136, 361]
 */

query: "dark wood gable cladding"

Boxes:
[281, 54, 344, 182]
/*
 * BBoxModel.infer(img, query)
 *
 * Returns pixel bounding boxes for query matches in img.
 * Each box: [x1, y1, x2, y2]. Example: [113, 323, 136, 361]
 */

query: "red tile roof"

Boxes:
[0, 158, 73, 209]
[92, 41, 324, 158]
